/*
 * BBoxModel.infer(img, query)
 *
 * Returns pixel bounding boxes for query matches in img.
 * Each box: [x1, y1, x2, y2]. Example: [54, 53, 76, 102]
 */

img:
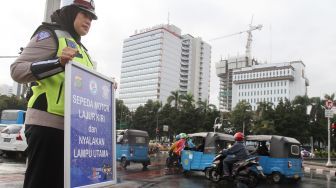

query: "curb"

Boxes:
[303, 166, 336, 177]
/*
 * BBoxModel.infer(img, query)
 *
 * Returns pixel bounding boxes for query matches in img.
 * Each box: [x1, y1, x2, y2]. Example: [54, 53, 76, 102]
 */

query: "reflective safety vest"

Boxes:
[28, 29, 94, 116]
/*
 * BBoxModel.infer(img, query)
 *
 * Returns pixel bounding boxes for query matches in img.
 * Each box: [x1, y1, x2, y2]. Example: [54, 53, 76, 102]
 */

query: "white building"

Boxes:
[119, 24, 182, 111]
[0, 84, 13, 96]
[180, 34, 211, 102]
[232, 61, 309, 111]
[216, 56, 258, 111]
[119, 24, 212, 110]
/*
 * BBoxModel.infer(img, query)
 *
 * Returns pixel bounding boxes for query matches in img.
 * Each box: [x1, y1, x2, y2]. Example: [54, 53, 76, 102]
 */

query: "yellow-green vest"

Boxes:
[28, 30, 94, 116]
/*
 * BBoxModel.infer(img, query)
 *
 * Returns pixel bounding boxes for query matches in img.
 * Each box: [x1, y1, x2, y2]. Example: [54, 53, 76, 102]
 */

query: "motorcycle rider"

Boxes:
[222, 132, 249, 177]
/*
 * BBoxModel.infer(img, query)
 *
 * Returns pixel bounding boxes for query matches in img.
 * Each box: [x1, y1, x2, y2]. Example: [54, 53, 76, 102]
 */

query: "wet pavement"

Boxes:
[0, 152, 335, 188]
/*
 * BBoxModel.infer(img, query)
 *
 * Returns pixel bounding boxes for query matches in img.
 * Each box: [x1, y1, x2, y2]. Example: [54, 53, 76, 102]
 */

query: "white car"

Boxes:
[0, 124, 27, 157]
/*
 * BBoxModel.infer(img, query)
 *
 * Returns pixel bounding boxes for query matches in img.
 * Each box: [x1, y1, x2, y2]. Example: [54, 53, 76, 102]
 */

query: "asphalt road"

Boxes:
[0, 153, 335, 188]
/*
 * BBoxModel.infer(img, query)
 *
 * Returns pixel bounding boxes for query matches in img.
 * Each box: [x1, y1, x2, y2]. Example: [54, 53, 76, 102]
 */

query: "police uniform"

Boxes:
[11, 22, 94, 188]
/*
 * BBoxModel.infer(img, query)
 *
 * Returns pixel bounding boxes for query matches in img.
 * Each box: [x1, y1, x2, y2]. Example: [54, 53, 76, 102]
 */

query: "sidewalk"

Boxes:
[303, 161, 336, 177]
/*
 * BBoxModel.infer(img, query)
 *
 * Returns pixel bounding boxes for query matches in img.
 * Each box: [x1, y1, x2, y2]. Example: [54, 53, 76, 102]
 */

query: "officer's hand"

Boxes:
[59, 47, 78, 66]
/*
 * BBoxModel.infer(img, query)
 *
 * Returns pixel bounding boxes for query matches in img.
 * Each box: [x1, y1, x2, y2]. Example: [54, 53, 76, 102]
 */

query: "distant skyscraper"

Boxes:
[12, 82, 25, 98]
[119, 24, 212, 110]
[119, 24, 182, 111]
[0, 84, 13, 96]
[180, 34, 211, 102]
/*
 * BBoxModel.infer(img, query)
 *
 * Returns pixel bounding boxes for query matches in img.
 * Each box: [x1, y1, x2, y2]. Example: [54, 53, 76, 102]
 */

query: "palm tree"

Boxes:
[167, 90, 182, 110]
[197, 99, 216, 114]
[324, 93, 335, 101]
[180, 93, 195, 109]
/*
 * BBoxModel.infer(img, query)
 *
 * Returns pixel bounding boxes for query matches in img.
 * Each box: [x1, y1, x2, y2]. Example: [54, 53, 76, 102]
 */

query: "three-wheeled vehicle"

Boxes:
[181, 132, 235, 177]
[245, 135, 303, 183]
[116, 129, 150, 169]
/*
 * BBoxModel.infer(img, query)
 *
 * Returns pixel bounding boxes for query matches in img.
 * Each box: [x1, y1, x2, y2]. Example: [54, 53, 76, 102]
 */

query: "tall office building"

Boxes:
[216, 56, 258, 111]
[232, 61, 309, 111]
[119, 24, 182, 111]
[180, 34, 211, 102]
[119, 24, 212, 110]
[0, 84, 12, 96]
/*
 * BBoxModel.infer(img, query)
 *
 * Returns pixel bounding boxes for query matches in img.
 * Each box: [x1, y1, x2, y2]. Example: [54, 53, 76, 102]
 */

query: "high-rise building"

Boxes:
[180, 34, 211, 102]
[216, 56, 258, 111]
[232, 61, 309, 110]
[119, 24, 182, 111]
[119, 24, 212, 111]
[0, 84, 12, 96]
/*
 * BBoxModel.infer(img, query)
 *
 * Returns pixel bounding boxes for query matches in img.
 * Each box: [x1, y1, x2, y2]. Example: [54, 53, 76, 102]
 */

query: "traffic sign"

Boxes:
[325, 100, 334, 109]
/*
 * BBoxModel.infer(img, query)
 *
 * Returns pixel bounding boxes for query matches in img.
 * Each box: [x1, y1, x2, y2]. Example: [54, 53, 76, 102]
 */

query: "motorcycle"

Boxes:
[165, 152, 183, 174]
[208, 152, 265, 188]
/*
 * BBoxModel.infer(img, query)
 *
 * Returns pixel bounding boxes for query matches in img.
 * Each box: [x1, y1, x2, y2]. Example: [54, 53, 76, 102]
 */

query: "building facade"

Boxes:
[119, 24, 182, 111]
[180, 34, 211, 102]
[216, 56, 257, 111]
[119, 24, 212, 110]
[0, 84, 13, 96]
[232, 61, 309, 111]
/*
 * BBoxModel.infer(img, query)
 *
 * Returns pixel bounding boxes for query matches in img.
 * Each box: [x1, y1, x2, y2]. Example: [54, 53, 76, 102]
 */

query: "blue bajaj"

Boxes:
[245, 135, 303, 183]
[181, 132, 234, 177]
[116, 129, 150, 169]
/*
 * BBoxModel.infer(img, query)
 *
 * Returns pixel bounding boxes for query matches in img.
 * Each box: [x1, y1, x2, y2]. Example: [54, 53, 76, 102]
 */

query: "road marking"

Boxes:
[316, 169, 323, 174]
[304, 167, 310, 173]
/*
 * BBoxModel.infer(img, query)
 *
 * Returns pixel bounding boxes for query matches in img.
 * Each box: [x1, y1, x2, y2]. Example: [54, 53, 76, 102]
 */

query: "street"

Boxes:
[0, 153, 335, 188]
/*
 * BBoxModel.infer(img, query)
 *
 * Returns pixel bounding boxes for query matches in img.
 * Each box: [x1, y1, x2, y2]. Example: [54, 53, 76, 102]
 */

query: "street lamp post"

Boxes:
[156, 106, 162, 143]
[309, 101, 334, 167]
[322, 101, 333, 167]
[326, 116, 332, 167]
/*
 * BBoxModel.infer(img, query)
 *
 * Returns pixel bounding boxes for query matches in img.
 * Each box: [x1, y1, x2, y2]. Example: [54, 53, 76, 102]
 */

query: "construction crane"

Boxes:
[210, 18, 262, 65]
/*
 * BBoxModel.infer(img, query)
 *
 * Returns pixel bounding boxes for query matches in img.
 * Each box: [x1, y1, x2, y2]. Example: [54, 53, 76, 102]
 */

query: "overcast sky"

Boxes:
[1, 0, 335, 106]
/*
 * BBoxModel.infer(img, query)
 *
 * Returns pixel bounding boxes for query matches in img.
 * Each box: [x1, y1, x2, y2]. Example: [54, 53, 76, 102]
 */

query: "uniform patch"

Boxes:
[36, 31, 51, 42]
[65, 39, 77, 49]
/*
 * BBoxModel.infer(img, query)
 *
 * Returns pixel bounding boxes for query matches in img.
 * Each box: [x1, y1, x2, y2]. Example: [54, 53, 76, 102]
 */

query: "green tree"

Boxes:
[180, 93, 195, 110]
[116, 99, 131, 129]
[197, 99, 216, 114]
[167, 90, 182, 110]
[0, 95, 27, 114]
[252, 102, 276, 135]
[230, 101, 253, 134]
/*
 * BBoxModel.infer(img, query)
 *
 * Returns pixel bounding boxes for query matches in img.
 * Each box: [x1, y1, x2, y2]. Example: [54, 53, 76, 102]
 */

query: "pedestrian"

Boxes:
[10, 1, 97, 187]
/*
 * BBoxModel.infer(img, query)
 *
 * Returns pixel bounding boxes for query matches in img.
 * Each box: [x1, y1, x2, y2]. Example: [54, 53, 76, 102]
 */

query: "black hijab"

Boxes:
[50, 5, 81, 43]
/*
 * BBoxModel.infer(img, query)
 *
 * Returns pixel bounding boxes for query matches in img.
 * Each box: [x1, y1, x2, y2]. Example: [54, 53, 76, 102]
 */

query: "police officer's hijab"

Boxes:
[50, 5, 82, 43]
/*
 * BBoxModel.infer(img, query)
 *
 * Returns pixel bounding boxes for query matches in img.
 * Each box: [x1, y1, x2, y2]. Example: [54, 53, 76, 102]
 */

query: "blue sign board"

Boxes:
[65, 62, 116, 187]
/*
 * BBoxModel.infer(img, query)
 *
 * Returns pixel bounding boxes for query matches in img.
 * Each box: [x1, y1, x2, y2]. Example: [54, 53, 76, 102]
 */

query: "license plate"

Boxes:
[256, 166, 263, 171]
[3, 138, 11, 142]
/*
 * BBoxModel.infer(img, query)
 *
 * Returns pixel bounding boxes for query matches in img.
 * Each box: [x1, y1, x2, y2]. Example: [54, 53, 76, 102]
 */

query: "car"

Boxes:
[0, 124, 27, 158]
[301, 148, 314, 158]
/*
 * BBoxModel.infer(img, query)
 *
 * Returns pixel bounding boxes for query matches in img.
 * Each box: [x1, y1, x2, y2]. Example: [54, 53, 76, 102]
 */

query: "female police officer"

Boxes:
[10, 1, 97, 187]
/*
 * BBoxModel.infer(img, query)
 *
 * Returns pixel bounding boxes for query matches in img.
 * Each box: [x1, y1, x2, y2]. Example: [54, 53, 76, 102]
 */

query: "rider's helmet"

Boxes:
[179, 133, 187, 139]
[69, 0, 98, 20]
[175, 134, 181, 141]
[234, 132, 244, 141]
